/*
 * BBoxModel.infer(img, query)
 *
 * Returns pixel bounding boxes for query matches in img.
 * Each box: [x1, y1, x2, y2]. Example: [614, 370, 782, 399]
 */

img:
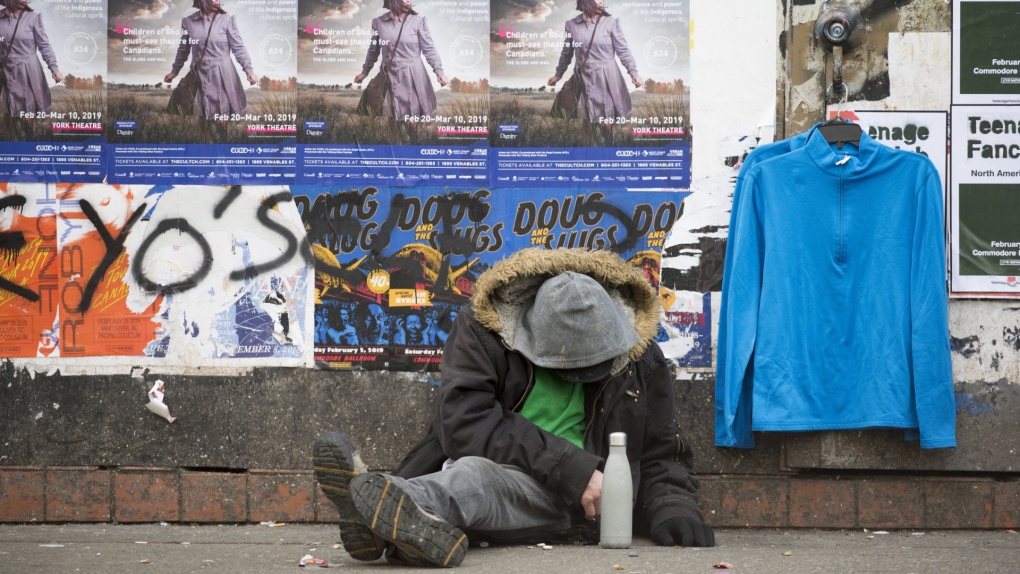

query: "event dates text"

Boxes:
[597, 116, 684, 125]
[402, 114, 487, 123]
[212, 113, 298, 122]
[18, 111, 102, 120]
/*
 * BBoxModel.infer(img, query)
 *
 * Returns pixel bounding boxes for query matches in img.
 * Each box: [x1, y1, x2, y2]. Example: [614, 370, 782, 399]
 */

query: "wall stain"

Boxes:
[955, 392, 999, 416]
[1003, 326, 1020, 351]
[950, 335, 980, 358]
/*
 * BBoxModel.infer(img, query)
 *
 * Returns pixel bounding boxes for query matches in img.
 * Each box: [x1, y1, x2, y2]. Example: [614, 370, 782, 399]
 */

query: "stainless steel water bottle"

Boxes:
[600, 431, 633, 549]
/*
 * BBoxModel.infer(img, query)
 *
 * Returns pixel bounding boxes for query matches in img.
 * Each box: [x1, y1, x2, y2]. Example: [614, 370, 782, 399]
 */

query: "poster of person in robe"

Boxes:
[106, 0, 296, 185]
[296, 0, 488, 186]
[0, 0, 106, 183]
[489, 0, 690, 188]
[294, 183, 689, 370]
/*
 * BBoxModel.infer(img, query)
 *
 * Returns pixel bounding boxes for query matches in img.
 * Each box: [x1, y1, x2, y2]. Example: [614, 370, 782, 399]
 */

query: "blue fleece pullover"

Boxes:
[716, 126, 956, 449]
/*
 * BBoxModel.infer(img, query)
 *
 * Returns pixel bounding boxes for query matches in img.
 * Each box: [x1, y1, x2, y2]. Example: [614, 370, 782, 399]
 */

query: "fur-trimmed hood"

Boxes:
[471, 248, 661, 365]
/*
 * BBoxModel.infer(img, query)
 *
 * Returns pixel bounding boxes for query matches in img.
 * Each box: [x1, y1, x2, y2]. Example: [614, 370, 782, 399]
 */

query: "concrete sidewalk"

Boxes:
[1, 525, 1018, 573]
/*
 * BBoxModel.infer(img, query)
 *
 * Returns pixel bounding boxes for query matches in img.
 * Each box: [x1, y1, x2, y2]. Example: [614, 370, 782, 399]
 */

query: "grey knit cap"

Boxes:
[513, 272, 639, 375]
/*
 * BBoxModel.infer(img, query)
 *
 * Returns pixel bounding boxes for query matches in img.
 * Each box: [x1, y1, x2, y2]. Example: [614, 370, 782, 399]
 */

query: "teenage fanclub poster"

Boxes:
[294, 185, 687, 370]
[0, 0, 106, 183]
[953, 0, 1020, 105]
[489, 0, 690, 188]
[296, 0, 489, 186]
[949, 106, 1020, 296]
[105, 0, 297, 185]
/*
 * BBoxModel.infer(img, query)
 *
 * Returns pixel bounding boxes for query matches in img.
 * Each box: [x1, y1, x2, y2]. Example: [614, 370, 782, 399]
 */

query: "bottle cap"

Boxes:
[609, 432, 627, 446]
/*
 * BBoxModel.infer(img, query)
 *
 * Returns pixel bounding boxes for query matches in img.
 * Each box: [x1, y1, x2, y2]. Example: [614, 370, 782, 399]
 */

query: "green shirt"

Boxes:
[519, 365, 587, 448]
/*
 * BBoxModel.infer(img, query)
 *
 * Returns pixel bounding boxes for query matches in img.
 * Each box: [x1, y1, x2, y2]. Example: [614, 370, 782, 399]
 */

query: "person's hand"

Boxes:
[164, 72, 177, 84]
[354, 73, 367, 84]
[631, 74, 643, 88]
[650, 516, 715, 547]
[547, 75, 561, 86]
[424, 315, 438, 340]
[580, 469, 602, 520]
[52, 71, 63, 83]
[437, 74, 448, 87]
[247, 72, 258, 86]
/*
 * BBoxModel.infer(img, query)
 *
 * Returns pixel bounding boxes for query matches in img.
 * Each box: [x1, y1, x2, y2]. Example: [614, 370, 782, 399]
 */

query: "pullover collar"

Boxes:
[804, 123, 884, 174]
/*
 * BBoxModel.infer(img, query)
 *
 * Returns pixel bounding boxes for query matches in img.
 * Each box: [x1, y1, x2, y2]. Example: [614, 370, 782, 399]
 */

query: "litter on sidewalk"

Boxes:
[298, 554, 329, 568]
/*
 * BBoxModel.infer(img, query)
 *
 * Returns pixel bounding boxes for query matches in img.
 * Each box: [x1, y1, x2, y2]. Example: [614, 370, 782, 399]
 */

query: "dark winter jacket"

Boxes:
[394, 248, 705, 533]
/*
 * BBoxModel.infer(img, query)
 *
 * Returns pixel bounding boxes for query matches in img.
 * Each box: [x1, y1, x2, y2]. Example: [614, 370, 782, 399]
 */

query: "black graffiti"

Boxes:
[230, 192, 314, 281]
[513, 193, 678, 253]
[420, 191, 502, 297]
[132, 191, 312, 295]
[214, 185, 243, 219]
[303, 187, 381, 253]
[132, 218, 213, 294]
[399, 190, 491, 230]
[76, 200, 147, 314]
[0, 195, 39, 302]
[299, 189, 500, 297]
[301, 188, 502, 258]
[423, 191, 503, 257]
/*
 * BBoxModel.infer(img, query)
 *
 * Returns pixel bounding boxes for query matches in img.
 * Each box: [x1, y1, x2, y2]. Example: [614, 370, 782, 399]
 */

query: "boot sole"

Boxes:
[311, 432, 384, 561]
[350, 474, 468, 568]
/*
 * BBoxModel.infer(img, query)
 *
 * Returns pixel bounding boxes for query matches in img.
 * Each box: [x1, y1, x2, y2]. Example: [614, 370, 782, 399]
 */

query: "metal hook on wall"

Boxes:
[815, 3, 862, 104]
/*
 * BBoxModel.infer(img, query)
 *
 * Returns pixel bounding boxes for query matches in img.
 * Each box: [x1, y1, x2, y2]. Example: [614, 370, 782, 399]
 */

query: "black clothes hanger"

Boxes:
[817, 84, 862, 150]
[818, 120, 862, 150]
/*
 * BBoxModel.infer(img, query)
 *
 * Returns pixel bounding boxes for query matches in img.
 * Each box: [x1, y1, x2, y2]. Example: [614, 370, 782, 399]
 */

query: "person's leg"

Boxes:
[350, 473, 469, 567]
[399, 457, 573, 535]
[348, 457, 575, 567]
[311, 432, 385, 561]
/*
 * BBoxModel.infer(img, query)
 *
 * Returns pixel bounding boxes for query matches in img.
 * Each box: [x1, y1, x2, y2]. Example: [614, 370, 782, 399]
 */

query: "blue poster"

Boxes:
[292, 184, 688, 370]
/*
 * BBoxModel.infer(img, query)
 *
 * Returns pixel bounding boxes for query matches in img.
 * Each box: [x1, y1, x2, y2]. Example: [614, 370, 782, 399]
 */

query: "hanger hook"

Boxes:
[826, 82, 849, 121]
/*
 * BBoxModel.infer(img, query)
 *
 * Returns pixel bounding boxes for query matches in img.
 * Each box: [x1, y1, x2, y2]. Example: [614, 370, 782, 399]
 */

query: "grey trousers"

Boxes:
[386, 456, 577, 542]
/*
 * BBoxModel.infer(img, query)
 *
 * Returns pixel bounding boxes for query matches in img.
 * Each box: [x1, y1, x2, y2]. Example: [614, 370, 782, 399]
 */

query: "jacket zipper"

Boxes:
[582, 369, 630, 449]
[511, 359, 535, 413]
[837, 163, 847, 265]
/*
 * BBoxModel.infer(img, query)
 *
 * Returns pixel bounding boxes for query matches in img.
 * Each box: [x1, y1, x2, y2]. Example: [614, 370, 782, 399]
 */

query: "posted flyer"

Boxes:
[950, 106, 1020, 295]
[0, 0, 106, 182]
[105, 0, 297, 185]
[953, 0, 1020, 105]
[294, 184, 688, 370]
[489, 0, 690, 188]
[296, 0, 489, 186]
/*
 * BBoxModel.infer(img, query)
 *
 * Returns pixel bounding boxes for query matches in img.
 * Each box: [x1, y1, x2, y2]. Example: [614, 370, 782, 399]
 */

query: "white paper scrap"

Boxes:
[145, 380, 176, 423]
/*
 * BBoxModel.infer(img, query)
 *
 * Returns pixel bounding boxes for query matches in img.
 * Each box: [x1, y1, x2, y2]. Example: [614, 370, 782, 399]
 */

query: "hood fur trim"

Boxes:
[471, 248, 661, 362]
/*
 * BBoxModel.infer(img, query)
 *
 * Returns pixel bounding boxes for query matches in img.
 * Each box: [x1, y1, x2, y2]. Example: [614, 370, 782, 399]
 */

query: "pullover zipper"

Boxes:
[837, 163, 848, 265]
